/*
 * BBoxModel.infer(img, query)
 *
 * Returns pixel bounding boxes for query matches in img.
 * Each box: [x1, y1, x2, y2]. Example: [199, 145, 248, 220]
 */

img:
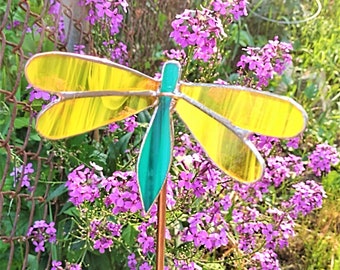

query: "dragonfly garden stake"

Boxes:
[25, 52, 308, 269]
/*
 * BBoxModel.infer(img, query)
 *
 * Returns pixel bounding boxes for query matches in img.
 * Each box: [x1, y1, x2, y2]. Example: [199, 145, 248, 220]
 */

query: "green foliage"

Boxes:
[287, 0, 340, 144]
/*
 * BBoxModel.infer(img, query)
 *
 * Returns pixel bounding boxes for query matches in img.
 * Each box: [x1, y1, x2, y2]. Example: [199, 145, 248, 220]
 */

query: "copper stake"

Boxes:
[156, 183, 167, 270]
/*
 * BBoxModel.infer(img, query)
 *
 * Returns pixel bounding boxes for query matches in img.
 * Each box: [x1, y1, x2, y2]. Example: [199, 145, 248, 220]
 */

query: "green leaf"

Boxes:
[27, 254, 39, 270]
[322, 170, 340, 194]
[108, 132, 132, 160]
[121, 224, 138, 247]
[62, 205, 80, 218]
[14, 117, 29, 129]
[304, 83, 318, 99]
[239, 29, 254, 47]
[29, 132, 42, 142]
[46, 184, 68, 201]
[157, 12, 167, 30]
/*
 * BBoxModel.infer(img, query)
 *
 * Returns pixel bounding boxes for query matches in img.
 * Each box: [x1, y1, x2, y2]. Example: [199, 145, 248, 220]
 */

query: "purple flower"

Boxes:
[81, 0, 126, 35]
[286, 136, 300, 149]
[108, 122, 120, 132]
[27, 84, 56, 103]
[10, 162, 34, 189]
[74, 44, 86, 54]
[252, 249, 280, 270]
[169, 8, 226, 62]
[166, 178, 176, 209]
[6, 20, 21, 30]
[211, 0, 248, 20]
[33, 240, 45, 252]
[211, 0, 229, 15]
[27, 220, 57, 253]
[178, 171, 194, 189]
[127, 253, 137, 270]
[284, 180, 326, 218]
[174, 260, 202, 270]
[89, 219, 121, 253]
[93, 237, 113, 253]
[51, 260, 62, 270]
[48, 0, 65, 42]
[110, 42, 129, 65]
[124, 116, 138, 133]
[163, 49, 186, 62]
[250, 135, 279, 156]
[103, 171, 142, 214]
[261, 224, 279, 249]
[89, 219, 101, 239]
[308, 143, 339, 176]
[237, 36, 293, 87]
[139, 262, 152, 270]
[65, 165, 103, 206]
[95, 2, 113, 18]
[180, 208, 230, 251]
[230, 0, 248, 20]
[106, 222, 122, 237]
[137, 224, 155, 255]
[69, 263, 82, 270]
[29, 89, 52, 102]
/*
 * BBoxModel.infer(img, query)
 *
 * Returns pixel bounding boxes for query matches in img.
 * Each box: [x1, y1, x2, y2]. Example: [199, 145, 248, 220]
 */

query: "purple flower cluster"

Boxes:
[101, 39, 129, 65]
[65, 165, 103, 206]
[27, 220, 56, 252]
[137, 221, 156, 255]
[251, 249, 280, 270]
[283, 180, 326, 218]
[211, 0, 248, 20]
[265, 154, 305, 187]
[51, 260, 82, 270]
[233, 206, 295, 258]
[286, 136, 300, 149]
[103, 171, 143, 214]
[49, 0, 66, 43]
[107, 115, 138, 134]
[79, 0, 128, 35]
[6, 20, 21, 30]
[308, 143, 339, 176]
[62, 127, 330, 269]
[108, 41, 129, 65]
[10, 162, 34, 189]
[139, 262, 152, 270]
[124, 116, 138, 133]
[233, 154, 305, 203]
[181, 210, 229, 250]
[169, 8, 226, 62]
[127, 253, 138, 269]
[250, 135, 279, 156]
[237, 36, 293, 87]
[74, 44, 86, 55]
[90, 219, 121, 253]
[267, 208, 295, 249]
[27, 84, 55, 103]
[163, 49, 186, 63]
[108, 122, 120, 133]
[174, 260, 202, 270]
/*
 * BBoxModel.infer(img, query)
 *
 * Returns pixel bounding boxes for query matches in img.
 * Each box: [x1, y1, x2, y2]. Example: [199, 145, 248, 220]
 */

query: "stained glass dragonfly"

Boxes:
[25, 52, 307, 212]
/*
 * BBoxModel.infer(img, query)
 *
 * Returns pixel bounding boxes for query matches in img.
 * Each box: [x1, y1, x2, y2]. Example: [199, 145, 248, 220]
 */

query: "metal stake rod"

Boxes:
[156, 183, 167, 270]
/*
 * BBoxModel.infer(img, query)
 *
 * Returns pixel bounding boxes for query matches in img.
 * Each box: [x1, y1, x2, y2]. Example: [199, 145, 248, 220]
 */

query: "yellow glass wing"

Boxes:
[36, 95, 154, 140]
[25, 52, 160, 139]
[176, 99, 265, 182]
[25, 52, 159, 93]
[179, 83, 307, 138]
